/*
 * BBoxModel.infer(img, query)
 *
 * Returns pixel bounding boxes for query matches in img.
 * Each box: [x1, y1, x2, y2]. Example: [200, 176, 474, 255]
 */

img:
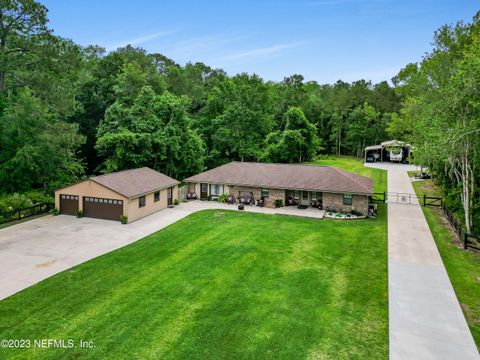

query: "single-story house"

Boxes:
[365, 140, 413, 163]
[55, 167, 179, 223]
[183, 162, 373, 215]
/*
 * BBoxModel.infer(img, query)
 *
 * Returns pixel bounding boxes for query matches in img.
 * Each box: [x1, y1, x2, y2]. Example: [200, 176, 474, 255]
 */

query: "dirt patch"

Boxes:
[36, 260, 57, 268]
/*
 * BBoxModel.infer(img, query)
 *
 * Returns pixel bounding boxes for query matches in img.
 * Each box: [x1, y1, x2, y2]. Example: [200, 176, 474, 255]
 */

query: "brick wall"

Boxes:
[323, 193, 368, 215]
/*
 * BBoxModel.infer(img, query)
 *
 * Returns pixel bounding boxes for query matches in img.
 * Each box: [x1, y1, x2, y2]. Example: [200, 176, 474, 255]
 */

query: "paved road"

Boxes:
[0, 201, 323, 301]
[367, 163, 479, 360]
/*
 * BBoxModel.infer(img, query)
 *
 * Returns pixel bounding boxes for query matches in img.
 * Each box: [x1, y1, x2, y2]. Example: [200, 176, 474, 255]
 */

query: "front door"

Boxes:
[301, 191, 309, 206]
[167, 187, 173, 206]
[200, 183, 208, 200]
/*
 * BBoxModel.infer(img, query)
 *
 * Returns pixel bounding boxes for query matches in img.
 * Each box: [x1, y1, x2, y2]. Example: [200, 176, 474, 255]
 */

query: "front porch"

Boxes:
[180, 200, 325, 220]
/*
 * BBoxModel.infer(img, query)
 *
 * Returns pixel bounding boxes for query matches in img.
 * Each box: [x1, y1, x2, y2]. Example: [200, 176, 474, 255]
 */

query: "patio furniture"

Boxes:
[286, 196, 298, 206]
[227, 195, 236, 204]
[239, 192, 254, 205]
[186, 192, 198, 200]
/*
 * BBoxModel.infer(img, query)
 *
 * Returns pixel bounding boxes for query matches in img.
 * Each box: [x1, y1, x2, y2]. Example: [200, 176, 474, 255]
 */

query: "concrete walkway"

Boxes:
[367, 163, 479, 359]
[0, 201, 323, 301]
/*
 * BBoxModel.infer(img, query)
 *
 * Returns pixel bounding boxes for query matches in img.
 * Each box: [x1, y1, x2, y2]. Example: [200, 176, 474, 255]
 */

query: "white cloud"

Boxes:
[218, 42, 304, 64]
[105, 31, 174, 52]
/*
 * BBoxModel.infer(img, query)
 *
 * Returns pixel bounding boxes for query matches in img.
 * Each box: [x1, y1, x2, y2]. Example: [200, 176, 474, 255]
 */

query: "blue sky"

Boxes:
[40, 0, 478, 84]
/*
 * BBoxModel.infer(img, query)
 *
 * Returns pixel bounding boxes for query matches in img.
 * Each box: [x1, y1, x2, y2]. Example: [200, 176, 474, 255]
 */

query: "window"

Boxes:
[343, 193, 353, 205]
[294, 190, 300, 200]
[154, 191, 160, 202]
[311, 192, 317, 201]
[210, 184, 224, 196]
[139, 195, 146, 208]
[302, 191, 308, 200]
[261, 188, 269, 198]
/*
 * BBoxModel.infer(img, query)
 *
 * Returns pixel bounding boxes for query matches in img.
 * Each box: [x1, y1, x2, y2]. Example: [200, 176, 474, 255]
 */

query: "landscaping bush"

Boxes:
[51, 208, 59, 216]
[74, 210, 83, 218]
[5, 193, 32, 211]
[351, 209, 363, 216]
[274, 199, 283, 208]
[219, 194, 228, 203]
[120, 215, 128, 224]
[174, 199, 179, 205]
[23, 190, 54, 204]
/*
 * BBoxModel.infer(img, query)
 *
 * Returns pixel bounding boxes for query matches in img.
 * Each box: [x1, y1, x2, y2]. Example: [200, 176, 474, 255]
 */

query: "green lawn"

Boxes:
[412, 180, 480, 349]
[0, 157, 389, 359]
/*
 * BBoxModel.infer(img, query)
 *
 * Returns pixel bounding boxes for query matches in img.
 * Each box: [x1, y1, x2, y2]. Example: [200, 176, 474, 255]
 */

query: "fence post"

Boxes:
[464, 233, 468, 250]
[423, 194, 426, 206]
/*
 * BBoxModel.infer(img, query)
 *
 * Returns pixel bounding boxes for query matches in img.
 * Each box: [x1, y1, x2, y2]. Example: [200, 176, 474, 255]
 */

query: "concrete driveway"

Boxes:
[0, 206, 194, 301]
[0, 200, 324, 301]
[366, 162, 479, 360]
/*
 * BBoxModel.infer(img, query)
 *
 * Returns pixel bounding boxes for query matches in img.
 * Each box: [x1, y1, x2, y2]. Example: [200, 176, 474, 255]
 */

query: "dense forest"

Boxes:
[0, 1, 479, 234]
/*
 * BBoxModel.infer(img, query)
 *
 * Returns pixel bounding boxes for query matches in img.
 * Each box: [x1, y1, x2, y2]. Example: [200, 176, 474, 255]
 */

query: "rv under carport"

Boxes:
[365, 140, 412, 163]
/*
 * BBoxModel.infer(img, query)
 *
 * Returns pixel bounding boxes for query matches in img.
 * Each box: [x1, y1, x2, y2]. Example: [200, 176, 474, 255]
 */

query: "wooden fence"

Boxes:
[0, 202, 54, 225]
[442, 204, 480, 251]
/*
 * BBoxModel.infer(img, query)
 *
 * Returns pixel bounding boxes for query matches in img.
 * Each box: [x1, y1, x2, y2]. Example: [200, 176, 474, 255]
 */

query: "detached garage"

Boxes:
[55, 167, 179, 223]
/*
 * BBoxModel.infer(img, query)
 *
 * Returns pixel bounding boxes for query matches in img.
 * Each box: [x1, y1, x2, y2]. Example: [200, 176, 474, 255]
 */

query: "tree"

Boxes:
[0, 89, 85, 193]
[0, 0, 50, 93]
[262, 107, 320, 163]
[96, 86, 205, 179]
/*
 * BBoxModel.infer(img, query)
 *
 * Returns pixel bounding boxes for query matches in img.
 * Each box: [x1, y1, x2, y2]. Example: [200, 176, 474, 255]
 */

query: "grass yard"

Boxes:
[0, 157, 389, 359]
[412, 180, 480, 349]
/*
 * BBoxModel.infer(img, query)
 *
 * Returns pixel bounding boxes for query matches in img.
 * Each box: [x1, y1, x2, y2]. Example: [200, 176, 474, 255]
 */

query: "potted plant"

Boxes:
[120, 215, 128, 224]
[274, 199, 283, 208]
[219, 194, 228, 203]
[174, 199, 179, 205]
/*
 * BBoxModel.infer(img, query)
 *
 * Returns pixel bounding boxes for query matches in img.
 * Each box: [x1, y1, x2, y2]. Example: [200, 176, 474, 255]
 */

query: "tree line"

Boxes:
[1, 1, 479, 234]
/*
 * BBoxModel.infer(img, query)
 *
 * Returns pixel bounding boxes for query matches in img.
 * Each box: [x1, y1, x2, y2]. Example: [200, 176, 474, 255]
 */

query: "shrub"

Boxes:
[51, 208, 59, 216]
[120, 215, 128, 224]
[5, 193, 32, 211]
[274, 199, 283, 208]
[174, 199, 179, 205]
[219, 194, 228, 203]
[23, 191, 54, 204]
[74, 210, 83, 218]
[351, 209, 363, 216]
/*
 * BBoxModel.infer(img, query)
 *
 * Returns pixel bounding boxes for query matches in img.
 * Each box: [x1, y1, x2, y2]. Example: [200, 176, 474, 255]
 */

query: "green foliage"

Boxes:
[96, 86, 205, 179]
[4, 193, 32, 211]
[262, 107, 320, 163]
[274, 198, 283, 208]
[173, 199, 179, 205]
[120, 215, 128, 224]
[218, 193, 228, 203]
[394, 12, 480, 233]
[74, 209, 83, 218]
[51, 208, 59, 216]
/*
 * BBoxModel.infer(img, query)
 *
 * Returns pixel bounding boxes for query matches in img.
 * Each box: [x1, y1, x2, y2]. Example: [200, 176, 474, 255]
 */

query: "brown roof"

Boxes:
[184, 162, 373, 194]
[91, 167, 179, 199]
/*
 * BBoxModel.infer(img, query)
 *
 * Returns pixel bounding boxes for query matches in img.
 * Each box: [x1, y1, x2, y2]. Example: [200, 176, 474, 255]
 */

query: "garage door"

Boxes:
[60, 194, 79, 215]
[83, 196, 123, 221]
